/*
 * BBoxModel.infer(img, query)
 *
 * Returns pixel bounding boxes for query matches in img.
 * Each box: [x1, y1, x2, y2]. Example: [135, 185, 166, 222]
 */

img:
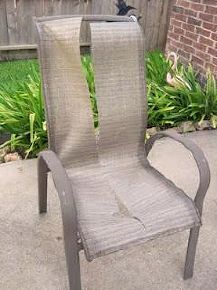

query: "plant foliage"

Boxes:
[81, 55, 98, 127]
[0, 66, 47, 158]
[0, 52, 216, 158]
[146, 51, 217, 128]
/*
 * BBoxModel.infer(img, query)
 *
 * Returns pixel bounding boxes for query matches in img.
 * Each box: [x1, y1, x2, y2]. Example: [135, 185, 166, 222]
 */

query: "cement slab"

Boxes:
[0, 131, 217, 290]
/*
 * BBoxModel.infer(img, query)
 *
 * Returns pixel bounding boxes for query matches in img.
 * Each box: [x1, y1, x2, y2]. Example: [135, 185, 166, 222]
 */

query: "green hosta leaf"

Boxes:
[29, 113, 35, 144]
[210, 115, 217, 129]
[42, 121, 47, 131]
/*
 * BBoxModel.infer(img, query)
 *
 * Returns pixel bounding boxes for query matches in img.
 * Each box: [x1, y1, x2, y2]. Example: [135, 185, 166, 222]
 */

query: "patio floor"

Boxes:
[0, 130, 217, 290]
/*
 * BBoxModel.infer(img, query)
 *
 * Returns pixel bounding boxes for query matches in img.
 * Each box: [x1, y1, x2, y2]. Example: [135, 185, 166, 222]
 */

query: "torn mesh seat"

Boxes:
[36, 16, 210, 289]
[69, 162, 200, 261]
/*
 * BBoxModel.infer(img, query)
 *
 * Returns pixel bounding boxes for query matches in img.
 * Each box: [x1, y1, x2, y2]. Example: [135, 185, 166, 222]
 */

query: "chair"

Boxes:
[35, 15, 210, 290]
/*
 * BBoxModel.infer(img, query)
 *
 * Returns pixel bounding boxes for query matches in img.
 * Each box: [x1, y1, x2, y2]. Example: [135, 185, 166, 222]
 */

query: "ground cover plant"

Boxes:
[146, 50, 217, 128]
[0, 61, 46, 158]
[0, 51, 216, 158]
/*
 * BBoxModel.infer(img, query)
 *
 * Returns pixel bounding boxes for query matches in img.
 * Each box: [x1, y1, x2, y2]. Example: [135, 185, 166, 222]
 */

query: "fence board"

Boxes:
[60, 0, 79, 14]
[0, 0, 9, 45]
[92, 0, 117, 15]
[0, 0, 172, 60]
[5, 0, 18, 45]
[157, 0, 171, 49]
[144, 0, 163, 51]
[17, 0, 36, 44]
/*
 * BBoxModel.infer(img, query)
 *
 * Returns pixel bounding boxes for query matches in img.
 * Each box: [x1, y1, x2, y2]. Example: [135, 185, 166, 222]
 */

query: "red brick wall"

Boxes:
[166, 0, 217, 79]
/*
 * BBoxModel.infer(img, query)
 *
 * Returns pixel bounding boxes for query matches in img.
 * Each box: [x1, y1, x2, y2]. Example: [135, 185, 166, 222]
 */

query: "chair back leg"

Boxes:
[184, 226, 200, 280]
[38, 157, 48, 214]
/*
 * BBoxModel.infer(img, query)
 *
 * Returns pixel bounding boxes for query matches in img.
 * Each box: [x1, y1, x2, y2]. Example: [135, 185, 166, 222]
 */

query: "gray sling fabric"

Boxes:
[70, 164, 200, 261]
[91, 22, 147, 165]
[37, 17, 97, 168]
[37, 17, 201, 262]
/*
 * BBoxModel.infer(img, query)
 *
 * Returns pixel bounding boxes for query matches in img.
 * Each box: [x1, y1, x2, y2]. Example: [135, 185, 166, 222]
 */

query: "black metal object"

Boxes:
[115, 0, 136, 16]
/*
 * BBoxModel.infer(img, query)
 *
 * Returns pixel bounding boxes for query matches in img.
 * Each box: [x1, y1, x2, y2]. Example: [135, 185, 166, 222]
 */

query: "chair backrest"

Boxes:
[36, 16, 147, 168]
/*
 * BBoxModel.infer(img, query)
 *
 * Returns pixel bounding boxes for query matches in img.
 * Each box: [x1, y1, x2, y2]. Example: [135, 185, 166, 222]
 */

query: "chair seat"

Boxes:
[69, 161, 201, 262]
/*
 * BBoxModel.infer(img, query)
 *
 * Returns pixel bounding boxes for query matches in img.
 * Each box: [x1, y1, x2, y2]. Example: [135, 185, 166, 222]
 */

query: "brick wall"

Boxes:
[166, 0, 217, 79]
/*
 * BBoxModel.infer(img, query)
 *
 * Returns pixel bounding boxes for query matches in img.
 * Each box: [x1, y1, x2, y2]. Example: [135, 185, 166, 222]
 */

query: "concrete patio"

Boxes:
[0, 130, 217, 290]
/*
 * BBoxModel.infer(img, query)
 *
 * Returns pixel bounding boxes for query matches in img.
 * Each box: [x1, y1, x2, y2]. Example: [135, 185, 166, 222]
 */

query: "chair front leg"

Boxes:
[63, 213, 81, 290]
[184, 226, 200, 280]
[37, 151, 82, 289]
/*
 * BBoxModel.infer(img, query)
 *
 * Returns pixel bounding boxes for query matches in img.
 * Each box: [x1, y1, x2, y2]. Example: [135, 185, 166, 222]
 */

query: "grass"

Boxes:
[0, 59, 39, 90]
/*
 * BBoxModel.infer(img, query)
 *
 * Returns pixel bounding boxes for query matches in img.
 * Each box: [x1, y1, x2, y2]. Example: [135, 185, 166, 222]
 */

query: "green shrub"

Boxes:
[0, 66, 47, 158]
[0, 52, 216, 158]
[81, 55, 98, 127]
[146, 50, 171, 86]
[146, 51, 217, 127]
[162, 68, 217, 124]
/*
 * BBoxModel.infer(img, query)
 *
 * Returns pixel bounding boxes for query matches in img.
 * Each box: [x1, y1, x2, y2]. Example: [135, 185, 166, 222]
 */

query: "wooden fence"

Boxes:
[0, 0, 172, 60]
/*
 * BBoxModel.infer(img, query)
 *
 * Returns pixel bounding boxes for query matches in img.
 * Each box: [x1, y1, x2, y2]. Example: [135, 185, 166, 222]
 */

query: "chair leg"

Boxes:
[63, 223, 81, 290]
[66, 247, 82, 290]
[61, 203, 82, 289]
[184, 226, 200, 280]
[38, 155, 81, 289]
[38, 158, 48, 214]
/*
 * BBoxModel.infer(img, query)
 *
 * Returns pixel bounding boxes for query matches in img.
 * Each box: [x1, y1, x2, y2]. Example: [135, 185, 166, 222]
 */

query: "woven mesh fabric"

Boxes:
[37, 17, 97, 168]
[91, 22, 147, 166]
[37, 17, 201, 262]
[69, 161, 200, 261]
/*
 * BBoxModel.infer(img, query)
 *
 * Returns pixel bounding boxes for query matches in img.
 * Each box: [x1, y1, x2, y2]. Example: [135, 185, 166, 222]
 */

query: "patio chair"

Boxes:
[36, 15, 210, 290]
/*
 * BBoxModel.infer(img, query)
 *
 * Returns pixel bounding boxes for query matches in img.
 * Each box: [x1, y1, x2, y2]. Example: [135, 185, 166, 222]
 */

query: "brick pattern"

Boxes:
[166, 0, 217, 79]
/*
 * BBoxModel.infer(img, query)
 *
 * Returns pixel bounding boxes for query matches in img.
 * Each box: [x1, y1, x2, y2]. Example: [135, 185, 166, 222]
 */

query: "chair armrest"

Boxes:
[145, 131, 210, 216]
[38, 150, 78, 245]
[38, 150, 82, 286]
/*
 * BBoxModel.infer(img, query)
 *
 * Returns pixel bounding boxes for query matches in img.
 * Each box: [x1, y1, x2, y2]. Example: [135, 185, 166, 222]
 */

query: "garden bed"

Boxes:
[0, 51, 216, 162]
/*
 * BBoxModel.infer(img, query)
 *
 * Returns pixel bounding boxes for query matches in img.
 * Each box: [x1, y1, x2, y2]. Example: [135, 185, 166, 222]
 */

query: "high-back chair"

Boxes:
[36, 15, 210, 290]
